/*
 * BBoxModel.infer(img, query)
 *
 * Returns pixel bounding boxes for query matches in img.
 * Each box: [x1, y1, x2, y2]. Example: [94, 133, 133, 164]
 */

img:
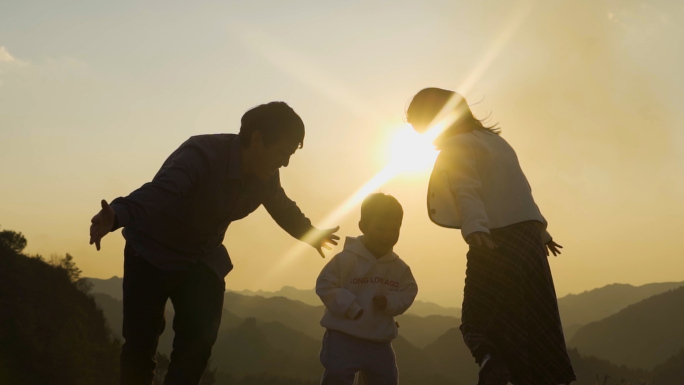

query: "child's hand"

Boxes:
[373, 295, 388, 310]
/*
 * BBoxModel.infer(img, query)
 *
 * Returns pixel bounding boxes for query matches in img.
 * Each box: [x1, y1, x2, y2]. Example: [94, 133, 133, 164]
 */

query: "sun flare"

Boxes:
[386, 124, 440, 175]
[253, 0, 533, 285]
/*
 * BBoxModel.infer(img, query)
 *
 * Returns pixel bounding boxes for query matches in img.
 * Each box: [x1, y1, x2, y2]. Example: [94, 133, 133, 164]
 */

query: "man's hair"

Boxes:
[360, 193, 404, 223]
[239, 102, 305, 148]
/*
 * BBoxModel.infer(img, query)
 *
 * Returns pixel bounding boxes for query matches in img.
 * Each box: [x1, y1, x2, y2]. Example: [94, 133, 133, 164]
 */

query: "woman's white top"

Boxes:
[427, 130, 552, 243]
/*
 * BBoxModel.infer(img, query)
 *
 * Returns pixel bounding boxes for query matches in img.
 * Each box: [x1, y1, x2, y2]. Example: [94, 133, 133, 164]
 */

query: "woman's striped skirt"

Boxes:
[460, 221, 576, 385]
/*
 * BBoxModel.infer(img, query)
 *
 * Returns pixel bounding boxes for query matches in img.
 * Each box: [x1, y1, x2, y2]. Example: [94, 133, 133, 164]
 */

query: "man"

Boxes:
[89, 101, 339, 385]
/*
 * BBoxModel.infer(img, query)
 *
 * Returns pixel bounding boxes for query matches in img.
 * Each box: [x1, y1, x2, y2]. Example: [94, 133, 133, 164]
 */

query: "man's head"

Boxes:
[359, 193, 404, 257]
[239, 102, 305, 180]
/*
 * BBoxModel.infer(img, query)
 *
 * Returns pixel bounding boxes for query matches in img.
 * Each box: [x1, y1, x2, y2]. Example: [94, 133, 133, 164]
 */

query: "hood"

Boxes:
[343, 236, 398, 263]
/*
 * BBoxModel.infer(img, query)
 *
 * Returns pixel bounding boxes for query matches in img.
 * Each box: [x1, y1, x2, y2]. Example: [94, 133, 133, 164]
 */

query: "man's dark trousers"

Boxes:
[120, 244, 225, 385]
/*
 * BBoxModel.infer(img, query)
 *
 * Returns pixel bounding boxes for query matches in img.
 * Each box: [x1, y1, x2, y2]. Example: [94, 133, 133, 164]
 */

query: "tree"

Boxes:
[50, 253, 93, 293]
[0, 227, 27, 253]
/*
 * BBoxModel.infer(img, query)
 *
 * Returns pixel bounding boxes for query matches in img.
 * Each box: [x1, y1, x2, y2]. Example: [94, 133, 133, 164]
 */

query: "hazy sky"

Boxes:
[1, 0, 683, 306]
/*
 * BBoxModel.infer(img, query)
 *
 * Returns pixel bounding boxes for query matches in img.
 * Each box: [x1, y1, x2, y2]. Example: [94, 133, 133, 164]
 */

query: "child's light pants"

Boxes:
[319, 329, 398, 385]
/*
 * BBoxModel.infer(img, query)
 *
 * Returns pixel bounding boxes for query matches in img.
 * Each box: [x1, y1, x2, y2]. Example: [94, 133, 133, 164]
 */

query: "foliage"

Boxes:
[567, 349, 650, 385]
[49, 253, 93, 293]
[652, 348, 684, 385]
[0, 226, 27, 253]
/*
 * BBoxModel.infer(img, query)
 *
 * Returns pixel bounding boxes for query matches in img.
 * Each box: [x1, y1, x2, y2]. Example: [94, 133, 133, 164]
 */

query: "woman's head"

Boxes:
[406, 87, 498, 147]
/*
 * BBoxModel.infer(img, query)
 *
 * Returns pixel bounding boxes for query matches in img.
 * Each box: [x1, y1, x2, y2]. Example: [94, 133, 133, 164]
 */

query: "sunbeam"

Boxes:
[230, 24, 392, 128]
[250, 1, 533, 285]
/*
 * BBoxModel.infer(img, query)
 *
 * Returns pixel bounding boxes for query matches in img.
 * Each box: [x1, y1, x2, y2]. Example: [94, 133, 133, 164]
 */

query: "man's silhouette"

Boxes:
[89, 102, 339, 385]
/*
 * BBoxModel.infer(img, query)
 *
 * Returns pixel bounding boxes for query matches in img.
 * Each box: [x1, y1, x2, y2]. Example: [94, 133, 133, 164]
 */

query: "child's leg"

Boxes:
[319, 330, 361, 385]
[358, 341, 398, 385]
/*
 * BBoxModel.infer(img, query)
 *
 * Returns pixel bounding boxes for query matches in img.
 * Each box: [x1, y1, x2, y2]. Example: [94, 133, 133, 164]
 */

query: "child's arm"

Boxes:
[316, 256, 363, 320]
[382, 266, 418, 316]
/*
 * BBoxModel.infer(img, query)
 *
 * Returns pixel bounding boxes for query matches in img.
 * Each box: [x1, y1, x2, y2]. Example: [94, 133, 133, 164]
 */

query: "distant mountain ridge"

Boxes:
[557, 281, 684, 328]
[569, 285, 684, 370]
[86, 277, 684, 384]
[229, 286, 462, 318]
[87, 278, 460, 348]
[87, 276, 684, 348]
[230, 286, 320, 306]
[88, 277, 463, 318]
[88, 277, 684, 326]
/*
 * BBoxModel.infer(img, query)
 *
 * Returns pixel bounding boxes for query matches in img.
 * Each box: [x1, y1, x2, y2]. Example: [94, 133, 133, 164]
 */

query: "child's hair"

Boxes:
[360, 193, 404, 223]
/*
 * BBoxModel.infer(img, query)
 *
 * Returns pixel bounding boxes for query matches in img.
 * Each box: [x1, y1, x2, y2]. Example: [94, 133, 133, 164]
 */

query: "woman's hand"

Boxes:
[546, 240, 563, 256]
[466, 232, 498, 249]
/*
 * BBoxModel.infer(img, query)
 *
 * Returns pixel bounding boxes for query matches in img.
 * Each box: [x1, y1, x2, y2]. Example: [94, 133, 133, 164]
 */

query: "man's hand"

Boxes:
[89, 199, 115, 251]
[546, 240, 563, 256]
[466, 232, 497, 249]
[308, 226, 340, 258]
[373, 294, 387, 310]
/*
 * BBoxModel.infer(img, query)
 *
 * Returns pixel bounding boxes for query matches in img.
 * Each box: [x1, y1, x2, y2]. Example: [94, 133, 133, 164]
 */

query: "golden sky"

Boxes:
[1, 0, 683, 306]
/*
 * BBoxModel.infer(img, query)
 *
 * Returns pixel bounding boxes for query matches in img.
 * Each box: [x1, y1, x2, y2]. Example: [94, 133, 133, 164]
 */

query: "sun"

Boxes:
[387, 124, 439, 175]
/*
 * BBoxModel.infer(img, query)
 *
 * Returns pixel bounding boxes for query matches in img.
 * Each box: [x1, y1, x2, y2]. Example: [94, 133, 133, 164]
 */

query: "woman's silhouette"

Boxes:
[407, 88, 576, 385]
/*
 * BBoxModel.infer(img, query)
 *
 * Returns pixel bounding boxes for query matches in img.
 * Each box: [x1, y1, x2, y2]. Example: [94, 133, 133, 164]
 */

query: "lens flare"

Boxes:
[387, 124, 439, 174]
[240, 0, 534, 286]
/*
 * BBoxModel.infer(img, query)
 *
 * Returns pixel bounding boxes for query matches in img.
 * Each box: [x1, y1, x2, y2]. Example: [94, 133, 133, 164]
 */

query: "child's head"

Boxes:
[359, 193, 404, 257]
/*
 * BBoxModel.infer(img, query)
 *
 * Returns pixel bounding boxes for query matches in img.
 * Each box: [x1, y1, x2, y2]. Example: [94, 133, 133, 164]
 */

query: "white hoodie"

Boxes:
[316, 236, 418, 342]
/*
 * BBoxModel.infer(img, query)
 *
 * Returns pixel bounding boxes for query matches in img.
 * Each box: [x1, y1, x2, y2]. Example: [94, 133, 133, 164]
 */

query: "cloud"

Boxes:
[0, 46, 17, 63]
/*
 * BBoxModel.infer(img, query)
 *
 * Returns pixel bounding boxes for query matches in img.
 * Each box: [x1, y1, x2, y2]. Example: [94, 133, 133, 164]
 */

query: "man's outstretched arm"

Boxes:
[262, 180, 339, 258]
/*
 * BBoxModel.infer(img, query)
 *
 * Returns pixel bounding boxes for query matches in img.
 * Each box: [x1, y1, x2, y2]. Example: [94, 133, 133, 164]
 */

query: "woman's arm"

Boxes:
[441, 138, 490, 241]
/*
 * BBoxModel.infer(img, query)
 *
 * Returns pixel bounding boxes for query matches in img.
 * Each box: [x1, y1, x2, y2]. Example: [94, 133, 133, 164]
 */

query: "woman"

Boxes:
[406, 88, 576, 385]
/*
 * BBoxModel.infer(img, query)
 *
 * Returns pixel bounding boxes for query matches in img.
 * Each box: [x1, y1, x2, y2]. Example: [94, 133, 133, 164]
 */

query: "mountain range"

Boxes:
[557, 281, 684, 339]
[86, 276, 684, 384]
[569, 285, 684, 369]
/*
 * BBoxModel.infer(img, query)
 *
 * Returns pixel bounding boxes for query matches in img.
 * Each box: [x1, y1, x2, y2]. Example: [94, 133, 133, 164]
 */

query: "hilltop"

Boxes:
[0, 231, 120, 385]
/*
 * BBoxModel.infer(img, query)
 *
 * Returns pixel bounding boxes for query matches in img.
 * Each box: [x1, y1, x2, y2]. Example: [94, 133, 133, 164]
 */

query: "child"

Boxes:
[316, 193, 418, 385]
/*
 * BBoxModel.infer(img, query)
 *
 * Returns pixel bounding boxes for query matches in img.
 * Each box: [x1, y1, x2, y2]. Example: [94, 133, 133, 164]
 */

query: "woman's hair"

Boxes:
[239, 102, 305, 149]
[406, 87, 499, 148]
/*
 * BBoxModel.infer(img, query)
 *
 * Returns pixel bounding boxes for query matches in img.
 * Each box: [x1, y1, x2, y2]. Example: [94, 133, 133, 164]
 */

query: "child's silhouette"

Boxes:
[316, 193, 418, 385]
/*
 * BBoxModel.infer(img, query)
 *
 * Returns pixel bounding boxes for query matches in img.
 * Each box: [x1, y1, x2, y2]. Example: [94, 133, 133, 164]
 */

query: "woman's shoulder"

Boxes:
[441, 131, 475, 147]
[439, 131, 486, 155]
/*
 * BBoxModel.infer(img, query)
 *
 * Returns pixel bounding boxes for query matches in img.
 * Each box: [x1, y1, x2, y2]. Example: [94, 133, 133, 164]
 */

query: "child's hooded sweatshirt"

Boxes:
[316, 236, 418, 342]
